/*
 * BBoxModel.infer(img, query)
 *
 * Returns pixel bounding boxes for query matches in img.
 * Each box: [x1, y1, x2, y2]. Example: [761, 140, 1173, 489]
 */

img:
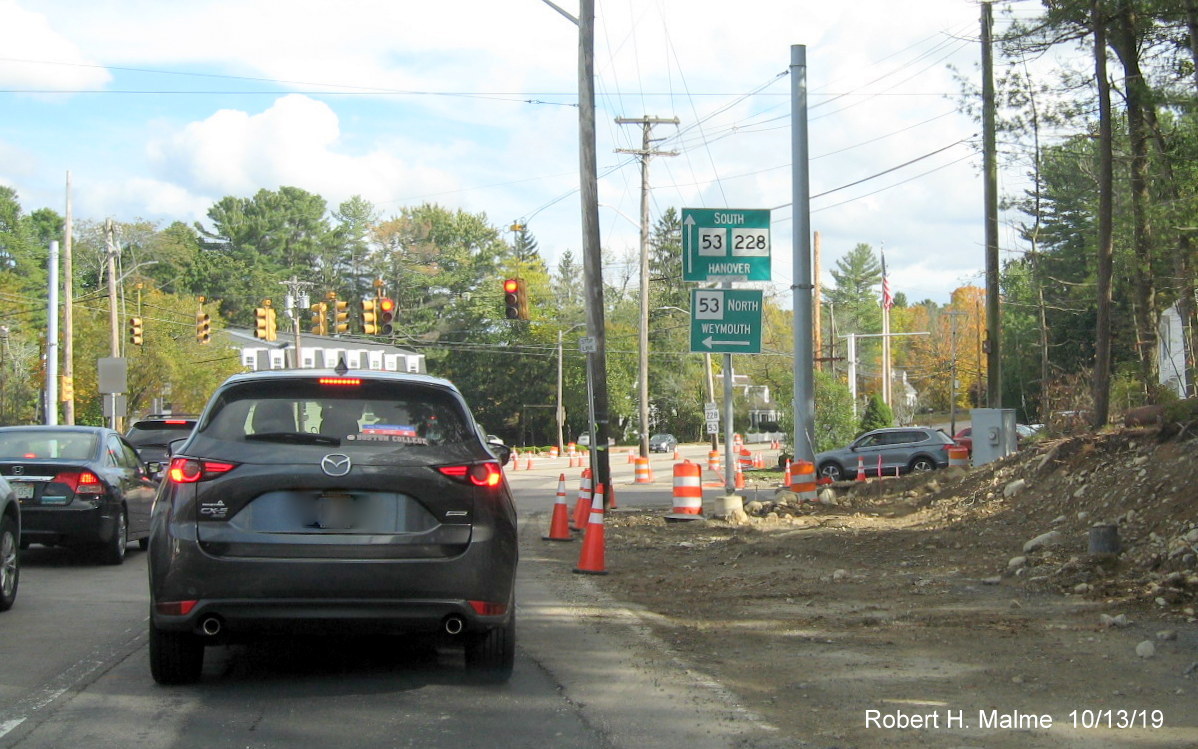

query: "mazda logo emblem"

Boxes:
[11, 466, 23, 476]
[320, 454, 352, 477]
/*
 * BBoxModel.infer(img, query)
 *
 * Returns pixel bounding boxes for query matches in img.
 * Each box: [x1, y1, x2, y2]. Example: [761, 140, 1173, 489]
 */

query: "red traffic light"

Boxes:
[503, 279, 519, 293]
[378, 297, 395, 334]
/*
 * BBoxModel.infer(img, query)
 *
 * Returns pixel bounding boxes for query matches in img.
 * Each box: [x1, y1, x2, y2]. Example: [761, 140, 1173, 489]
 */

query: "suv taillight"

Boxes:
[437, 461, 503, 487]
[168, 457, 238, 484]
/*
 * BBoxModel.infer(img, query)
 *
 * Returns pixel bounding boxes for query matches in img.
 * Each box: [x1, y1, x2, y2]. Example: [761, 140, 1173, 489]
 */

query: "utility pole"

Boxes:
[578, 0, 613, 499]
[615, 115, 678, 458]
[63, 172, 75, 425]
[46, 241, 59, 425]
[982, 0, 1002, 406]
[280, 276, 312, 368]
[105, 220, 119, 359]
[946, 309, 966, 436]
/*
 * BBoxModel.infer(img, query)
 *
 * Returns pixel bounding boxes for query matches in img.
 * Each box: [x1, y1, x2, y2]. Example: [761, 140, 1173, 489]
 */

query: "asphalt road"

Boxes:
[0, 443, 785, 749]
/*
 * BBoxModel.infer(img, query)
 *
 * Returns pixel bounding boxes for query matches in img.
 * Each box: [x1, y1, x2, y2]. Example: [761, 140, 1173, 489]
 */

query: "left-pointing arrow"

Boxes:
[703, 336, 751, 349]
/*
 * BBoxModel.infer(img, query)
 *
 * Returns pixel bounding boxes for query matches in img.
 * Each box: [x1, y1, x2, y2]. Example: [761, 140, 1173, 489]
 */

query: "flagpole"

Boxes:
[881, 247, 892, 407]
[883, 303, 891, 407]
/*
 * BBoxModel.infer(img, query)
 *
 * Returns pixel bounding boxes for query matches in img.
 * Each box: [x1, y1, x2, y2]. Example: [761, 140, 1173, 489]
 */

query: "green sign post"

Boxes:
[682, 208, 772, 282]
[689, 288, 763, 354]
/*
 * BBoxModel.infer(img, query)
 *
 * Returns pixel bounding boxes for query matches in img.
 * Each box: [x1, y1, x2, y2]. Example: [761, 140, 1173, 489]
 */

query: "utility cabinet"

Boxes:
[970, 408, 1016, 466]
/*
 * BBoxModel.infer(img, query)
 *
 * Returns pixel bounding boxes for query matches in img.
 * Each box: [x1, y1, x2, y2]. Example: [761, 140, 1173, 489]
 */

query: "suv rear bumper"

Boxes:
[151, 597, 511, 639]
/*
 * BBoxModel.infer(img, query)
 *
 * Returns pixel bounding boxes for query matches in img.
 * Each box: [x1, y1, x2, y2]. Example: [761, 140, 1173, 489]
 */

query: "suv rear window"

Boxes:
[126, 424, 195, 446]
[198, 379, 473, 450]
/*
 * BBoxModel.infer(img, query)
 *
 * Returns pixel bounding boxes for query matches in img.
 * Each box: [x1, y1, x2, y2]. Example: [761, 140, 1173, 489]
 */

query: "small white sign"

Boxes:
[706, 419, 720, 435]
[579, 336, 597, 353]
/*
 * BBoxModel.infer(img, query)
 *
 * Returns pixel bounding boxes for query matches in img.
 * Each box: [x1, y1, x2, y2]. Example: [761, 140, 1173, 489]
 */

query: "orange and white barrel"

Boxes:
[549, 446, 559, 458]
[733, 433, 743, 450]
[634, 456, 653, 484]
[789, 460, 818, 502]
[948, 445, 969, 468]
[738, 447, 753, 472]
[708, 450, 721, 473]
[567, 442, 577, 457]
[669, 461, 703, 516]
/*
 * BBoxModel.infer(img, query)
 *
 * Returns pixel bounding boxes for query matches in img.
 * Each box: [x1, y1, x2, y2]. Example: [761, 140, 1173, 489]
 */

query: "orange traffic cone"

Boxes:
[673, 448, 681, 461]
[544, 473, 573, 541]
[784, 459, 792, 488]
[735, 461, 745, 489]
[574, 483, 608, 575]
[855, 455, 866, 482]
[571, 469, 593, 531]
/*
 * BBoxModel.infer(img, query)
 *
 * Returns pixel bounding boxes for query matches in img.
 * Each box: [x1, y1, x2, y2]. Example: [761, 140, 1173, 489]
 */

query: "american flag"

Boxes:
[881, 252, 894, 311]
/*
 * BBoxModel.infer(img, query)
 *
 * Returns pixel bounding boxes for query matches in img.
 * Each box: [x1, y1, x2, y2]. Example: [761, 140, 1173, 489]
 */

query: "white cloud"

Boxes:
[146, 94, 464, 215]
[3, 0, 997, 304]
[0, 1, 110, 90]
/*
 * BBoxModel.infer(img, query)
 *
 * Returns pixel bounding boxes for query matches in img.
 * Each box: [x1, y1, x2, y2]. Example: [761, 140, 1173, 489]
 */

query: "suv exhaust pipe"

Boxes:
[200, 616, 223, 636]
[443, 615, 465, 635]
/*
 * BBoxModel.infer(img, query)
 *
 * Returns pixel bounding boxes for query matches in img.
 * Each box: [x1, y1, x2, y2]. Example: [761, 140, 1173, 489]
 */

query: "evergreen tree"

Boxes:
[858, 392, 893, 434]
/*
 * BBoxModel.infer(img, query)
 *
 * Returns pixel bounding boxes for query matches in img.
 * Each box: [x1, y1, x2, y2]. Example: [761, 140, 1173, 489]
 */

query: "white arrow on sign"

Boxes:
[683, 214, 695, 276]
[702, 336, 751, 349]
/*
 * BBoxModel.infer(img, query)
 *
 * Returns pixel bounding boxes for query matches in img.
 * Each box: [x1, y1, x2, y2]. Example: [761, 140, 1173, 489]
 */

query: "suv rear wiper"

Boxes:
[245, 432, 341, 446]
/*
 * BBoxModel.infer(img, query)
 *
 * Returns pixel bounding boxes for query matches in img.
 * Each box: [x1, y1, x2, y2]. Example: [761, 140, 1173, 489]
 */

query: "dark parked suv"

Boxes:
[125, 416, 198, 465]
[147, 369, 518, 684]
[815, 426, 953, 482]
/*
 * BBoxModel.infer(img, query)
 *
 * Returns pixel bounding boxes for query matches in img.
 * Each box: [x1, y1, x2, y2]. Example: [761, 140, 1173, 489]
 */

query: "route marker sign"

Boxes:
[682, 208, 772, 282]
[690, 288, 763, 354]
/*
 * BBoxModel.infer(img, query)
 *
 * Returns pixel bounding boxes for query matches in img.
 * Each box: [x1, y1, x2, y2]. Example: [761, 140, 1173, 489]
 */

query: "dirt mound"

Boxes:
[570, 428, 1198, 746]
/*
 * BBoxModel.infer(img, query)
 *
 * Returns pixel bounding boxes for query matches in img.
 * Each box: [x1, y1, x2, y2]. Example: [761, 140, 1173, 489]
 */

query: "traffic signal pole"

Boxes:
[790, 44, 816, 464]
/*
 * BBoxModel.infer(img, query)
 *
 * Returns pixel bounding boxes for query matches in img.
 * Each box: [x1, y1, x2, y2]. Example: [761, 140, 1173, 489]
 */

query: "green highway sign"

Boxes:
[690, 288, 763, 354]
[682, 208, 772, 282]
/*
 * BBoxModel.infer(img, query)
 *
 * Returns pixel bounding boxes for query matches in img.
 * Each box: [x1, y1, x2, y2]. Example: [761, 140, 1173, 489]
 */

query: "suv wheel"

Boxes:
[909, 457, 936, 473]
[97, 509, 128, 566]
[818, 462, 844, 482]
[464, 616, 515, 683]
[0, 516, 18, 612]
[149, 623, 204, 685]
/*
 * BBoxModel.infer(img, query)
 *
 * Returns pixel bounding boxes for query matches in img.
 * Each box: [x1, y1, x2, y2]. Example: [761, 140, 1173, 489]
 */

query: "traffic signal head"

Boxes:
[332, 300, 349, 334]
[360, 298, 378, 335]
[254, 307, 269, 340]
[378, 298, 396, 335]
[129, 316, 143, 346]
[195, 313, 211, 344]
[310, 302, 328, 335]
[503, 278, 529, 320]
[265, 307, 277, 341]
[503, 279, 520, 319]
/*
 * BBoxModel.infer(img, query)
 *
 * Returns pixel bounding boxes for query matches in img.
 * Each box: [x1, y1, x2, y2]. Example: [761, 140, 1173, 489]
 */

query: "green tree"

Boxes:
[858, 392, 893, 434]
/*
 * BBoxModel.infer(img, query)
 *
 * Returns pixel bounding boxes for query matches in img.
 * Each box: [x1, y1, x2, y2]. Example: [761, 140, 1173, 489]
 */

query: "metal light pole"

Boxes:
[557, 323, 587, 453]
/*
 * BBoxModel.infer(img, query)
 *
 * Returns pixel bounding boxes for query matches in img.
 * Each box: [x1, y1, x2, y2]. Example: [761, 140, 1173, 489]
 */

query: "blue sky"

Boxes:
[0, 0, 1028, 306]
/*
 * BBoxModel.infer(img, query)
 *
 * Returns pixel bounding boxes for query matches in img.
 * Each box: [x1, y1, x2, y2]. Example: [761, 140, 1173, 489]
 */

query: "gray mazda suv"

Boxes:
[147, 369, 518, 684]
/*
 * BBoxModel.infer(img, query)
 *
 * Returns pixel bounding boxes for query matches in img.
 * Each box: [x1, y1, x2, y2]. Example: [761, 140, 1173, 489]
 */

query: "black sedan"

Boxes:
[147, 369, 518, 684]
[0, 426, 159, 564]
